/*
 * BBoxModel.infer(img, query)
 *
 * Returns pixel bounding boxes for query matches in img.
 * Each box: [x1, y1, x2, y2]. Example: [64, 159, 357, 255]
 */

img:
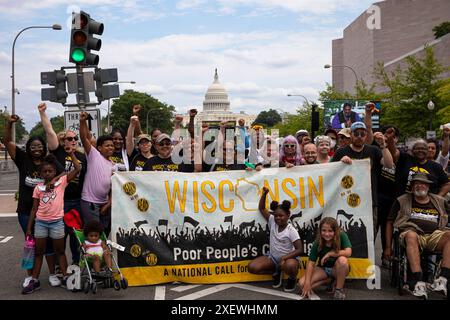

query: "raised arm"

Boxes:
[258, 187, 270, 221]
[79, 112, 92, 154]
[3, 114, 19, 160]
[132, 105, 143, 137]
[364, 103, 375, 145]
[374, 131, 394, 169]
[38, 102, 59, 151]
[126, 116, 139, 157]
[188, 109, 197, 140]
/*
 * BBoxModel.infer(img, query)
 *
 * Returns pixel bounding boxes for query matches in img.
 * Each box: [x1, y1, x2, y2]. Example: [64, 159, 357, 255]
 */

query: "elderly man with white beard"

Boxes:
[386, 172, 450, 299]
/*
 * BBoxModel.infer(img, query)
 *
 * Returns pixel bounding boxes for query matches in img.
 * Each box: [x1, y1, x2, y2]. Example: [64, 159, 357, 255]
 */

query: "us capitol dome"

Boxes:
[181, 69, 256, 127]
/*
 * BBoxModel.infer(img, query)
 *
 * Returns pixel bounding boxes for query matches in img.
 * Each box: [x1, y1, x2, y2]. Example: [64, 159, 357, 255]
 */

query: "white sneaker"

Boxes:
[413, 281, 428, 299]
[429, 276, 447, 296]
[48, 274, 61, 287]
[22, 276, 32, 288]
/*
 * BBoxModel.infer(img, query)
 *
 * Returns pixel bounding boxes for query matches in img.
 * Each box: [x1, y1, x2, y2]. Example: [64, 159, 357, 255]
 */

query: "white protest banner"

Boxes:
[111, 160, 374, 286]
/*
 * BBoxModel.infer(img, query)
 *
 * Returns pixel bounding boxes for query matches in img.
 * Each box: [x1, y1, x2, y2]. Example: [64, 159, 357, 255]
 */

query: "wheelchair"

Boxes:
[389, 229, 445, 299]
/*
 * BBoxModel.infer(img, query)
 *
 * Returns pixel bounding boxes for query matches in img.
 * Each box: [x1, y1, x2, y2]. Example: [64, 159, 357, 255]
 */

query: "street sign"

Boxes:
[426, 130, 436, 139]
[64, 108, 101, 147]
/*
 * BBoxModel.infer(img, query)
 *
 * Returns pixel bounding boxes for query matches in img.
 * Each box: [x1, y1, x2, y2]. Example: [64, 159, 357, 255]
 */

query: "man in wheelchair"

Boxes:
[385, 173, 450, 298]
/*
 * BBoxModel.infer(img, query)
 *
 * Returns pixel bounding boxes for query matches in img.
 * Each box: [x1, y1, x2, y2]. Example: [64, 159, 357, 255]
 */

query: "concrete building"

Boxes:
[331, 0, 450, 94]
[181, 69, 256, 127]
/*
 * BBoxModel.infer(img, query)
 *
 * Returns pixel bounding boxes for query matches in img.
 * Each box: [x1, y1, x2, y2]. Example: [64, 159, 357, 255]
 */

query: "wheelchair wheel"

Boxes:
[121, 278, 128, 290]
[91, 282, 97, 294]
[83, 280, 90, 294]
[113, 280, 121, 291]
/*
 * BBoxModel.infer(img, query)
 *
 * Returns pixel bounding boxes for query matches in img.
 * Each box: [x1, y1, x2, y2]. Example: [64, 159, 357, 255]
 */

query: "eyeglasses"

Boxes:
[284, 144, 296, 148]
[353, 131, 366, 138]
[304, 152, 317, 156]
[158, 141, 172, 146]
[65, 136, 79, 142]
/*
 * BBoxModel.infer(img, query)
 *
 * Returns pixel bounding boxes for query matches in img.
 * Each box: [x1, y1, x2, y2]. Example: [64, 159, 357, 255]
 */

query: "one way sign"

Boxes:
[64, 109, 101, 147]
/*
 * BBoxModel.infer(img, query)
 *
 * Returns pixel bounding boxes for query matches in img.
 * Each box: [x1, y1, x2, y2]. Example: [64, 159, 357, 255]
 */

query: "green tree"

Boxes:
[0, 111, 28, 143]
[374, 46, 448, 138]
[253, 109, 282, 127]
[433, 21, 450, 39]
[29, 115, 64, 138]
[110, 90, 176, 134]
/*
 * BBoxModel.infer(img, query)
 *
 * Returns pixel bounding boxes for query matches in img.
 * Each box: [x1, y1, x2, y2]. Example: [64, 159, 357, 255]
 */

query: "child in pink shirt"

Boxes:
[23, 153, 81, 294]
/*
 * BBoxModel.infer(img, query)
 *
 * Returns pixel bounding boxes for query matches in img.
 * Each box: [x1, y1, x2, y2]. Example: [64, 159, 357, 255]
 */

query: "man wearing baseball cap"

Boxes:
[331, 121, 394, 237]
[386, 172, 450, 299]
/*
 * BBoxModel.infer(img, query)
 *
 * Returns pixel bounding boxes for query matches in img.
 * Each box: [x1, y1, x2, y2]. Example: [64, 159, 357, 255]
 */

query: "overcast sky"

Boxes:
[0, 0, 378, 131]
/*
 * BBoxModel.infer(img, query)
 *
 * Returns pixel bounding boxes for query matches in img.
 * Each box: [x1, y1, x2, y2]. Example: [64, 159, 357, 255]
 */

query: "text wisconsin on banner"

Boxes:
[111, 160, 375, 286]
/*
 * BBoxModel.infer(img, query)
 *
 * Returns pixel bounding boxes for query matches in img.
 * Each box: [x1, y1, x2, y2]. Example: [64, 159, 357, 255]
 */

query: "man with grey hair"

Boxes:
[394, 139, 450, 197]
[386, 172, 450, 298]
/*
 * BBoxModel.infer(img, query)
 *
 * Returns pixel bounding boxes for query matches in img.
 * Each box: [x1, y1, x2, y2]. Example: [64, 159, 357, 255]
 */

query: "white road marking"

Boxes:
[0, 193, 16, 196]
[154, 285, 166, 300]
[175, 284, 232, 300]
[171, 284, 201, 292]
[0, 236, 13, 243]
[0, 213, 17, 217]
[175, 283, 302, 300]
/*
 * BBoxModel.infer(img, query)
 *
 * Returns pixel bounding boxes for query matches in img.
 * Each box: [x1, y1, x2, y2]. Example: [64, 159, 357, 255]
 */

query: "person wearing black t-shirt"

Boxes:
[39, 103, 86, 265]
[129, 134, 153, 171]
[4, 110, 63, 288]
[143, 134, 202, 172]
[395, 139, 450, 197]
[331, 122, 394, 237]
[203, 141, 251, 172]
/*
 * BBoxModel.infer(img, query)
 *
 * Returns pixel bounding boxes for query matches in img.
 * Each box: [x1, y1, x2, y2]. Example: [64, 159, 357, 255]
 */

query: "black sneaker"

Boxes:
[272, 272, 282, 288]
[284, 277, 297, 292]
[22, 279, 40, 294]
[60, 276, 68, 289]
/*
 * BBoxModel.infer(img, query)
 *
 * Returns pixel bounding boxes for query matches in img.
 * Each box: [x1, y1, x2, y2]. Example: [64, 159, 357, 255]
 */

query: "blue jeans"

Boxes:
[64, 199, 82, 264]
[18, 213, 54, 256]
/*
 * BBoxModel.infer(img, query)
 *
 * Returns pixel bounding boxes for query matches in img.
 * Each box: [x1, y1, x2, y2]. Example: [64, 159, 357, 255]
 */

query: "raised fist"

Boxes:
[130, 115, 139, 126]
[132, 104, 141, 116]
[80, 111, 88, 121]
[37, 102, 46, 113]
[8, 114, 20, 123]
[365, 102, 375, 114]
[189, 109, 198, 117]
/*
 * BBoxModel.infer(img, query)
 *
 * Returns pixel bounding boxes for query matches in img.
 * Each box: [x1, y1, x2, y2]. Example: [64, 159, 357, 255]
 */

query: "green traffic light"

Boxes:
[71, 48, 85, 62]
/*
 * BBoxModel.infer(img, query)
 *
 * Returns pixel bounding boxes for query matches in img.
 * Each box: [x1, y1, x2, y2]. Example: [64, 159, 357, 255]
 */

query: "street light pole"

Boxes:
[11, 24, 61, 143]
[324, 64, 359, 98]
[427, 100, 435, 132]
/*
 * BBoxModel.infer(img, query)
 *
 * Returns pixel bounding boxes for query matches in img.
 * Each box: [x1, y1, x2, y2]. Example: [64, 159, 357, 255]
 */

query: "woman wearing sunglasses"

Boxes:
[279, 135, 303, 168]
[38, 103, 87, 266]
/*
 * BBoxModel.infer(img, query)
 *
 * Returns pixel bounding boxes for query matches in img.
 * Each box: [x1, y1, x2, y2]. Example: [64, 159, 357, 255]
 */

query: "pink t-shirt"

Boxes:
[33, 175, 68, 221]
[81, 147, 114, 204]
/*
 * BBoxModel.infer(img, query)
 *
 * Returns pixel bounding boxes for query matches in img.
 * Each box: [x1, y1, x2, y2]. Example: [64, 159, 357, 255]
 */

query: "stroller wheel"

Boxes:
[120, 278, 128, 290]
[113, 280, 121, 291]
[91, 282, 97, 294]
[83, 280, 90, 294]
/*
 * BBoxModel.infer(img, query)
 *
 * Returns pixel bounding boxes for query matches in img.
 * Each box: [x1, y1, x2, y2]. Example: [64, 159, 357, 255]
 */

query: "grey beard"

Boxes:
[414, 190, 428, 197]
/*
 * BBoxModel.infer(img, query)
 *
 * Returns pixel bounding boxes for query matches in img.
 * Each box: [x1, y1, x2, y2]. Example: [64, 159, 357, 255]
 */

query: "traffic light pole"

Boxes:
[76, 65, 86, 110]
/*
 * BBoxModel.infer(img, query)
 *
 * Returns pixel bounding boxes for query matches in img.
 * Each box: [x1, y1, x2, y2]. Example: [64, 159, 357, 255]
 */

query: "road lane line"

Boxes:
[234, 284, 303, 300]
[175, 284, 232, 300]
[0, 213, 18, 217]
[154, 286, 166, 300]
[171, 284, 201, 292]
[0, 236, 13, 243]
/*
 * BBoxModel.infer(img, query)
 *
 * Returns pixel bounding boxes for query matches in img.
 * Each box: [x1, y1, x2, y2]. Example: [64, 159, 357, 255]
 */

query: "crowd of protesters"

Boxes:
[2, 101, 450, 299]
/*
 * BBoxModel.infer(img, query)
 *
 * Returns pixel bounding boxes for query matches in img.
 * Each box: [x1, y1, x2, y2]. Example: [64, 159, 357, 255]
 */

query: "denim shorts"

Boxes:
[323, 267, 334, 278]
[34, 218, 65, 239]
[266, 253, 300, 269]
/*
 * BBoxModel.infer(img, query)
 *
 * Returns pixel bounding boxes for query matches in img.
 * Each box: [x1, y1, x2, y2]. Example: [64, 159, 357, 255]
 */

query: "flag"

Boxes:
[337, 210, 354, 220]
[158, 219, 168, 226]
[134, 220, 148, 229]
[183, 216, 200, 227]
[224, 216, 233, 223]
[289, 211, 302, 221]
[239, 220, 255, 230]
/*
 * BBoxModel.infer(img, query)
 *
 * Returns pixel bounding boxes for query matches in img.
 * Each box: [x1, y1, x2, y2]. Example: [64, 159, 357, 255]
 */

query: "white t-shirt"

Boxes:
[268, 215, 300, 260]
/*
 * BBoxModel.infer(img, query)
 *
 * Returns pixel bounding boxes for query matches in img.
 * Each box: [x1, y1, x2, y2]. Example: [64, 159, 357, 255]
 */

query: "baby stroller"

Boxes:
[64, 209, 128, 294]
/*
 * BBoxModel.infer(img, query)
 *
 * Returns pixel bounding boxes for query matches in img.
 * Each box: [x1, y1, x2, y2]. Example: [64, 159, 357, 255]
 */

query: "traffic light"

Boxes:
[311, 103, 320, 132]
[69, 11, 104, 65]
[94, 68, 120, 102]
[41, 70, 68, 104]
